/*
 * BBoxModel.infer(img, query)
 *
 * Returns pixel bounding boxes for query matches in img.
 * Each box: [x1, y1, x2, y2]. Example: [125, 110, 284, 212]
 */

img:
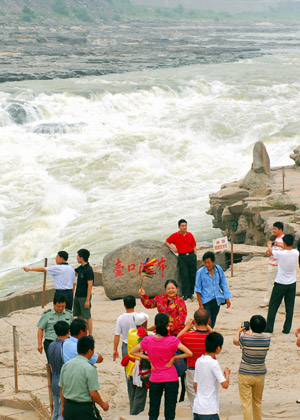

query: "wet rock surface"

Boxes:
[1, 20, 300, 83]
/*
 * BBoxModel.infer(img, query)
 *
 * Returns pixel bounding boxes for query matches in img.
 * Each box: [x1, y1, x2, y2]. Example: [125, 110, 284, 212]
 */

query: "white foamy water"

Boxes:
[0, 53, 300, 296]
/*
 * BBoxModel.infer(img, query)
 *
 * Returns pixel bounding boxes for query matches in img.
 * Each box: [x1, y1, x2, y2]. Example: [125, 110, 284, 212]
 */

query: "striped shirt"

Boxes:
[179, 330, 210, 367]
[239, 333, 270, 375]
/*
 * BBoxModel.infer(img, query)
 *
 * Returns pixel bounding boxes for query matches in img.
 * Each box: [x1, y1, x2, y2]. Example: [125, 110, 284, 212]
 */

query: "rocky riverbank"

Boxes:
[1, 255, 300, 420]
[3, 19, 300, 83]
[0, 19, 265, 83]
[208, 142, 300, 245]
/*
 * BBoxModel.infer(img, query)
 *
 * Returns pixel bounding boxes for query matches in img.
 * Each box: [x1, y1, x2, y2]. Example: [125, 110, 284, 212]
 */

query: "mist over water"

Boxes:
[1, 50, 300, 296]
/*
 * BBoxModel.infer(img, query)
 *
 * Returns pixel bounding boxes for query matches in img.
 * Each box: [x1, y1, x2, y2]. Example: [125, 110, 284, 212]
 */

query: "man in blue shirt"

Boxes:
[23, 250, 75, 310]
[195, 251, 231, 328]
[48, 320, 70, 420]
[63, 318, 103, 364]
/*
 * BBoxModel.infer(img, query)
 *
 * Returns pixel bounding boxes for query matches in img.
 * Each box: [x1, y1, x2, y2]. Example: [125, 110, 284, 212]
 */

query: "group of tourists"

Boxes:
[24, 218, 300, 420]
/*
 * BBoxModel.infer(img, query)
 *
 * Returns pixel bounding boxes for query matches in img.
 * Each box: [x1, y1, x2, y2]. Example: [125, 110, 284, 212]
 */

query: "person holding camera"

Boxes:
[264, 234, 299, 334]
[260, 221, 284, 308]
[233, 315, 271, 420]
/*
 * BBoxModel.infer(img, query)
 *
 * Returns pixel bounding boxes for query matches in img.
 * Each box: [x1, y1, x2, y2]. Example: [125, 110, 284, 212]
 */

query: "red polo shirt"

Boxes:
[179, 330, 210, 367]
[166, 231, 196, 254]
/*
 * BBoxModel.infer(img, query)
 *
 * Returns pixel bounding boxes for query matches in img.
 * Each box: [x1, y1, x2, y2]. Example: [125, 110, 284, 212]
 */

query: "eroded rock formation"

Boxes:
[208, 142, 300, 245]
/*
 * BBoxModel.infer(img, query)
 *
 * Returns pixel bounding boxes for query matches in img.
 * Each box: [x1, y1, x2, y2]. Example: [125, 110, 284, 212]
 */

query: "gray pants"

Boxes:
[52, 394, 62, 420]
[127, 376, 147, 415]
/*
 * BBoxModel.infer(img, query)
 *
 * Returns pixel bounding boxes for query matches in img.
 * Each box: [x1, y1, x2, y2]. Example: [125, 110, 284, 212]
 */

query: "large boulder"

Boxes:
[102, 240, 179, 300]
[240, 141, 271, 192]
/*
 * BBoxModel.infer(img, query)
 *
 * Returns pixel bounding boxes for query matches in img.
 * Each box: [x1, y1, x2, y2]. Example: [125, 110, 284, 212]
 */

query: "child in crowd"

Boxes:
[193, 332, 230, 420]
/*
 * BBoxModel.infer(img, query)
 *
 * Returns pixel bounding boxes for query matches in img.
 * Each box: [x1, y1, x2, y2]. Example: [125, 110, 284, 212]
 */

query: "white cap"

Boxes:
[133, 312, 149, 326]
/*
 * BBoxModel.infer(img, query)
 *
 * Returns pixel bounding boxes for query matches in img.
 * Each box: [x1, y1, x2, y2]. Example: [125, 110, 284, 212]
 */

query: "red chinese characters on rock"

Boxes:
[113, 258, 167, 278]
[157, 257, 167, 278]
[128, 264, 136, 272]
[113, 258, 125, 277]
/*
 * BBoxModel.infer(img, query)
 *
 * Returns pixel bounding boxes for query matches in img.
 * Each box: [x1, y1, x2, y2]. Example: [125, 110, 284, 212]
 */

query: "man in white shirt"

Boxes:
[193, 332, 230, 420]
[113, 295, 136, 360]
[23, 250, 75, 310]
[265, 234, 299, 334]
[260, 222, 284, 308]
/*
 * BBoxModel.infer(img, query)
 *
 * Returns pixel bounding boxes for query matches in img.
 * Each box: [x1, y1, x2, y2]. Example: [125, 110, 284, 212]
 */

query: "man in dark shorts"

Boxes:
[165, 219, 197, 301]
[73, 249, 94, 335]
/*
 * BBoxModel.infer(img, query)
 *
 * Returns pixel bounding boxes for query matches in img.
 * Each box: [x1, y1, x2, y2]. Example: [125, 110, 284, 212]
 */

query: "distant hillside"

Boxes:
[0, 0, 115, 22]
[131, 0, 282, 14]
[1, 0, 300, 23]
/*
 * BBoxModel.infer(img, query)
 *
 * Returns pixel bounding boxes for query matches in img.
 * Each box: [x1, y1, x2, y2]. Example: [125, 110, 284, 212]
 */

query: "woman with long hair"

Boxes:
[131, 312, 192, 420]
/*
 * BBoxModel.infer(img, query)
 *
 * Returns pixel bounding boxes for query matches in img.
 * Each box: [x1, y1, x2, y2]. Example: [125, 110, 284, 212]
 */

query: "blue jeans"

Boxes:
[52, 394, 62, 420]
[193, 414, 219, 420]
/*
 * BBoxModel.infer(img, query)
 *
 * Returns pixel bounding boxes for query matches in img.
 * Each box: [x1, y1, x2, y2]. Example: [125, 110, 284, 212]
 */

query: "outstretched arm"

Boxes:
[23, 267, 46, 272]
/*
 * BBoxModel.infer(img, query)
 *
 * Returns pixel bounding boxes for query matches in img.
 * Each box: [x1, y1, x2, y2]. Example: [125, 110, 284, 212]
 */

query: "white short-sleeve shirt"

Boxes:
[115, 312, 136, 344]
[193, 355, 225, 415]
[273, 249, 299, 285]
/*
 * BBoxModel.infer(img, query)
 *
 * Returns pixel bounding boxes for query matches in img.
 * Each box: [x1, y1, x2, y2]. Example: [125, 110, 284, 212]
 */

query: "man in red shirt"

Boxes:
[178, 309, 212, 411]
[165, 219, 197, 301]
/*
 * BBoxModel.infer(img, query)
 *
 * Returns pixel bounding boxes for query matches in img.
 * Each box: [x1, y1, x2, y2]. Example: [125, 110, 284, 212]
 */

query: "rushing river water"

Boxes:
[0, 22, 300, 297]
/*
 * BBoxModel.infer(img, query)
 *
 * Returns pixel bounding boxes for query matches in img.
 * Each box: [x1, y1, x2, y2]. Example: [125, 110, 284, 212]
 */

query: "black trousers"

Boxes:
[266, 282, 296, 333]
[149, 380, 179, 420]
[178, 252, 197, 299]
[64, 400, 102, 420]
[54, 289, 73, 310]
[203, 298, 220, 329]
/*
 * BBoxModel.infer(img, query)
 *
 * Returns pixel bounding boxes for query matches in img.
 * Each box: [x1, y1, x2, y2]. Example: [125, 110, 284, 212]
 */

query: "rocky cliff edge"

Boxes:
[207, 142, 300, 245]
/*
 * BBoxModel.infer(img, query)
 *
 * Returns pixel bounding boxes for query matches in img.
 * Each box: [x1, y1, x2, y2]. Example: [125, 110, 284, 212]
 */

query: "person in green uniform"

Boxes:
[59, 335, 109, 420]
[37, 295, 73, 361]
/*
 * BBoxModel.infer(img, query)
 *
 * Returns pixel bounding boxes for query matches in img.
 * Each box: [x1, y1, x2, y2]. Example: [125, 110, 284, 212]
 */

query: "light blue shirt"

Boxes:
[63, 336, 98, 364]
[194, 264, 232, 306]
[46, 264, 75, 290]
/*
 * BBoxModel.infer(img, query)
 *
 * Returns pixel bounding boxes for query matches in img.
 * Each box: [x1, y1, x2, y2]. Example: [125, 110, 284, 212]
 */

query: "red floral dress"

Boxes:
[140, 293, 187, 336]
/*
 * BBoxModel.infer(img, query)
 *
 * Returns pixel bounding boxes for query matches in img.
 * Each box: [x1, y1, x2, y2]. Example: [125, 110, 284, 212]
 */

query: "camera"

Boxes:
[242, 321, 250, 331]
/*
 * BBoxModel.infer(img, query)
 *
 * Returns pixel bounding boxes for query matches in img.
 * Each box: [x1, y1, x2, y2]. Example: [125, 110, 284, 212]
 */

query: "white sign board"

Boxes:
[213, 236, 229, 253]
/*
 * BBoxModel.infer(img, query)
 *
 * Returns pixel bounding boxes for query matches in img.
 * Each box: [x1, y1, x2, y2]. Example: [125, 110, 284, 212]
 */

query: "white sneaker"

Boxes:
[259, 302, 269, 308]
